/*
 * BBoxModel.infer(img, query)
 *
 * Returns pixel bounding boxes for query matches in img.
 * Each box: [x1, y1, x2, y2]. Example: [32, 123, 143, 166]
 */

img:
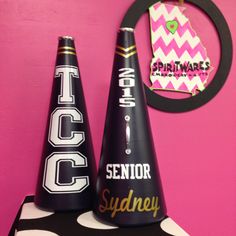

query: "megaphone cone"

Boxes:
[35, 36, 96, 211]
[94, 28, 167, 226]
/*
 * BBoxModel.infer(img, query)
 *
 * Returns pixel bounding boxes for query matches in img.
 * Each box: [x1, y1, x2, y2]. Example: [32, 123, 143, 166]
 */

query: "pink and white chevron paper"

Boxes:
[149, 3, 213, 95]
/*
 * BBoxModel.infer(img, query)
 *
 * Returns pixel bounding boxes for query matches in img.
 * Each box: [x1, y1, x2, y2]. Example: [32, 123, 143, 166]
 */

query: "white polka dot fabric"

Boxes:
[11, 196, 189, 236]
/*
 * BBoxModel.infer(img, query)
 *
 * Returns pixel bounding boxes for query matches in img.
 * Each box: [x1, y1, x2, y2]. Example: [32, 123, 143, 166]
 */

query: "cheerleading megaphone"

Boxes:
[35, 36, 96, 211]
[94, 28, 167, 226]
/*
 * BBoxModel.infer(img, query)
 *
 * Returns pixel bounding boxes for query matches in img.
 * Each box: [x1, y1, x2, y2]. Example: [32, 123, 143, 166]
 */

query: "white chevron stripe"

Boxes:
[150, 75, 206, 92]
[151, 26, 200, 48]
[152, 48, 207, 62]
[149, 4, 188, 25]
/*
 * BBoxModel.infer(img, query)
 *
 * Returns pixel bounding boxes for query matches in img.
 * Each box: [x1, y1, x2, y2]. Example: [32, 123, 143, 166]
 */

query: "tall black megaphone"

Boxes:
[94, 28, 166, 226]
[35, 36, 96, 211]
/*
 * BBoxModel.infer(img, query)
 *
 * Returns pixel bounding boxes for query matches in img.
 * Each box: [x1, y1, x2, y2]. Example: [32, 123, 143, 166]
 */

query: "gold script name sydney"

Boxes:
[99, 188, 160, 218]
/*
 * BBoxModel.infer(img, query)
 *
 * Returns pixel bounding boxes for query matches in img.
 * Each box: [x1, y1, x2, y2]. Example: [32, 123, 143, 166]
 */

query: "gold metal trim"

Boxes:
[58, 46, 75, 51]
[115, 50, 137, 58]
[57, 51, 76, 55]
[116, 45, 136, 52]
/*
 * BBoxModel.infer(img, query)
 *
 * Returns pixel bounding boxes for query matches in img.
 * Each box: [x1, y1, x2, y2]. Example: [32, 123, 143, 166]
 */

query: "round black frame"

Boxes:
[121, 0, 233, 113]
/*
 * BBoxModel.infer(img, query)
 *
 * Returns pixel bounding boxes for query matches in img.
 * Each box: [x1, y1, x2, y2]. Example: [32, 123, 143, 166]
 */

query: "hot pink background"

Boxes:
[0, 0, 235, 235]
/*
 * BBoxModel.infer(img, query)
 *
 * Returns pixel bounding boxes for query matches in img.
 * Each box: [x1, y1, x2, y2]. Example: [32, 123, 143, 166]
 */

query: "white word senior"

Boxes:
[106, 163, 151, 180]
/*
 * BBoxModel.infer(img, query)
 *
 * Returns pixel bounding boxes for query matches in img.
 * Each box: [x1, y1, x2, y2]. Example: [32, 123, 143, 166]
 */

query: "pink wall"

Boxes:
[0, 0, 235, 235]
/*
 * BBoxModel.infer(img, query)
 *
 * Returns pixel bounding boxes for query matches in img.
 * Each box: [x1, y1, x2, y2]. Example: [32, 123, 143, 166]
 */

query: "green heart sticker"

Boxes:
[166, 20, 179, 34]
